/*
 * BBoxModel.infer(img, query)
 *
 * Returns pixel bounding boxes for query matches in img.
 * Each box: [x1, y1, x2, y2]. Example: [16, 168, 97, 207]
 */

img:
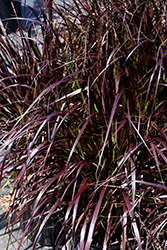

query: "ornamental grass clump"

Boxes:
[0, 0, 167, 249]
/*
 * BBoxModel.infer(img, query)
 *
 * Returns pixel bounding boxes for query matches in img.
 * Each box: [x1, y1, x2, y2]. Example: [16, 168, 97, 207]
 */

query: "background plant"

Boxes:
[0, 0, 167, 249]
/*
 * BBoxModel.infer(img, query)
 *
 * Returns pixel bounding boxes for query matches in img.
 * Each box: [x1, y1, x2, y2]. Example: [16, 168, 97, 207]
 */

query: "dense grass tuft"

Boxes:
[0, 0, 167, 249]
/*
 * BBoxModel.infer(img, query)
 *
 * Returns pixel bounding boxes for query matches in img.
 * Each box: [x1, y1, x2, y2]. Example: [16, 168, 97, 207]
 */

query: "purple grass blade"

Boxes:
[124, 112, 152, 154]
[150, 142, 164, 183]
[155, 126, 167, 141]
[153, 144, 167, 163]
[126, 99, 136, 210]
[65, 184, 89, 223]
[103, 203, 114, 250]
[151, 211, 167, 225]
[3, 17, 53, 31]
[80, 210, 91, 250]
[116, 71, 122, 95]
[84, 184, 107, 250]
[152, 49, 163, 109]
[72, 177, 88, 249]
[90, 55, 123, 89]
[122, 39, 150, 67]
[27, 110, 62, 151]
[111, 142, 143, 178]
[134, 180, 167, 190]
[121, 202, 127, 250]
[54, 86, 88, 103]
[66, 113, 94, 165]
[121, 190, 142, 250]
[97, 90, 124, 173]
[130, 146, 136, 212]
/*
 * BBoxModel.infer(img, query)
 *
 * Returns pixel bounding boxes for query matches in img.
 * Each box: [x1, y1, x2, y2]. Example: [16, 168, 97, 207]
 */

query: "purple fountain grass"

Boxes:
[0, 0, 167, 249]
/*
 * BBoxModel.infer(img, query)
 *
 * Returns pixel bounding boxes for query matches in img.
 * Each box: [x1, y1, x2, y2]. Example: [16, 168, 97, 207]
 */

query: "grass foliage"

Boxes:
[0, 0, 167, 249]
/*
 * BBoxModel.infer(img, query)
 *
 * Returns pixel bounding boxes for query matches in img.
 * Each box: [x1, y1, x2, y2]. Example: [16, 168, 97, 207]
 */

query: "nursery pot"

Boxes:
[23, 204, 121, 249]
[22, 202, 62, 247]
[90, 243, 120, 250]
[22, 201, 121, 249]
[0, 0, 21, 32]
